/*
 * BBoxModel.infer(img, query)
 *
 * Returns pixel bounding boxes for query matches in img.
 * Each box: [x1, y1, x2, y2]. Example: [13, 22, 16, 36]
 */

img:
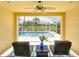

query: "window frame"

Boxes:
[14, 12, 65, 41]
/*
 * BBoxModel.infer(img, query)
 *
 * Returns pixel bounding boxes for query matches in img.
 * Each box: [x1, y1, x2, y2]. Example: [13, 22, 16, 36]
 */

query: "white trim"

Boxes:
[1, 47, 13, 56]
[70, 50, 78, 57]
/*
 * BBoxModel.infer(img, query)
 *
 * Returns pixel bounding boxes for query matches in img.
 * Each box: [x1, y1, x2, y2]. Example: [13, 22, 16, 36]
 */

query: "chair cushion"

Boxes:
[12, 42, 32, 57]
[50, 40, 72, 55]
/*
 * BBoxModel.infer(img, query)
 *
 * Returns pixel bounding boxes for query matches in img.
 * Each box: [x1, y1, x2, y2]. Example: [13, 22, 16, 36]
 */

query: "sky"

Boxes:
[18, 16, 61, 24]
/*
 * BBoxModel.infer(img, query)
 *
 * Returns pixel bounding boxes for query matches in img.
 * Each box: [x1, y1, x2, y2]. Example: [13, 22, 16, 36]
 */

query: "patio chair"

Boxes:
[12, 42, 33, 57]
[50, 40, 72, 55]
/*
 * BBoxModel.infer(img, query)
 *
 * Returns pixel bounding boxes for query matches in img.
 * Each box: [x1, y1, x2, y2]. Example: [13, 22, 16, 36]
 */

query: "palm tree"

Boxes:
[33, 17, 40, 31]
[23, 19, 27, 31]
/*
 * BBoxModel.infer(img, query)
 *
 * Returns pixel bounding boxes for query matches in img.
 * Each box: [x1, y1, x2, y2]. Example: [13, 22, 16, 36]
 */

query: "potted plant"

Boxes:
[39, 35, 48, 50]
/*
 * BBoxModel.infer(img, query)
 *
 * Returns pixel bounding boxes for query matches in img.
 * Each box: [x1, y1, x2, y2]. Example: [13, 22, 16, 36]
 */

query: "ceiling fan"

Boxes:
[25, 1, 56, 12]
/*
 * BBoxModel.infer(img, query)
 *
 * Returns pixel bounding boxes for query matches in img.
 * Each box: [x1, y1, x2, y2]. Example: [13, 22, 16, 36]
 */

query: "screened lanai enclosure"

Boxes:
[17, 16, 61, 42]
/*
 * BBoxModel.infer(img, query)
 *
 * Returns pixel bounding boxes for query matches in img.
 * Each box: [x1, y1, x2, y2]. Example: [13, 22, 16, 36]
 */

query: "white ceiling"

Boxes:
[0, 1, 79, 12]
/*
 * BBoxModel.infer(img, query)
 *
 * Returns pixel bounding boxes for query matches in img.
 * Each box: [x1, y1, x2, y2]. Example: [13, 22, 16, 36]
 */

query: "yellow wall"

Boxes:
[0, 6, 14, 55]
[66, 6, 79, 56]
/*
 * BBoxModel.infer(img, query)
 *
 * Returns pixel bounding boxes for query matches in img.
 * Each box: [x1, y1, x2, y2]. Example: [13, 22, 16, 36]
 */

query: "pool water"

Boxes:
[19, 32, 53, 37]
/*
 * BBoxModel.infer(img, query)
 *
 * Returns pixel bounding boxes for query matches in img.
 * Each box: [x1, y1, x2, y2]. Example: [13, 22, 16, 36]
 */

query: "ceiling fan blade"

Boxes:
[40, 9, 45, 12]
[45, 7, 56, 10]
[24, 8, 35, 9]
[33, 8, 45, 12]
[34, 9, 39, 11]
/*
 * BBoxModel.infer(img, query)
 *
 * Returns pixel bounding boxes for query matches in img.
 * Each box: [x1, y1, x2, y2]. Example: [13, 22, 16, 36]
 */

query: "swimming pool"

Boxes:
[19, 32, 53, 37]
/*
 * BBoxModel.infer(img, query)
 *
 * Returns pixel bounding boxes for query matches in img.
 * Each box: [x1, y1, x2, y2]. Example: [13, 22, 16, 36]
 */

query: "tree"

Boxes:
[23, 20, 27, 26]
[57, 22, 60, 34]
[23, 20, 27, 31]
[33, 17, 40, 25]
[33, 17, 40, 31]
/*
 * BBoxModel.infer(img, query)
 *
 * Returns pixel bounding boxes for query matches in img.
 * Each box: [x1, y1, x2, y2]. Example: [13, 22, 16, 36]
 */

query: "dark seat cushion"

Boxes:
[12, 42, 33, 57]
[50, 40, 72, 55]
